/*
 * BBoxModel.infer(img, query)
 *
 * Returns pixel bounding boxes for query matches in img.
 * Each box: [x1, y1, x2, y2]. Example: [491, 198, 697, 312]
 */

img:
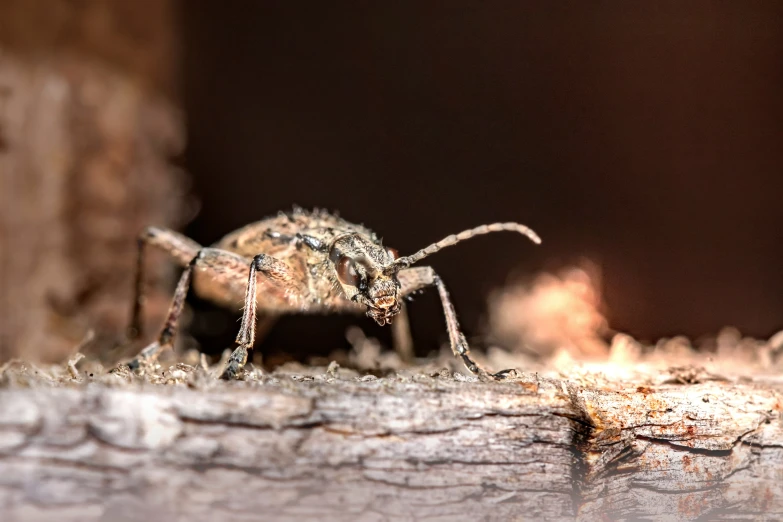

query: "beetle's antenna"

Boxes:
[392, 222, 541, 269]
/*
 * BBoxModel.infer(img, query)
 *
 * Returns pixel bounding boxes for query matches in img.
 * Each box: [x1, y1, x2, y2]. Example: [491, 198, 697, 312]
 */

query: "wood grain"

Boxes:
[1, 363, 781, 522]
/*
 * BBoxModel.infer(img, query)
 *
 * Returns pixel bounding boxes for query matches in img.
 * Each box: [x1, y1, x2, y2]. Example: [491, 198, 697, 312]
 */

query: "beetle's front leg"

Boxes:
[397, 266, 516, 381]
[220, 254, 307, 380]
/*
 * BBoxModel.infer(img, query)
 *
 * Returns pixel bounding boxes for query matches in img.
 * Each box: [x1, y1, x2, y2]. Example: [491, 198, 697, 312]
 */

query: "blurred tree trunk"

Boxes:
[0, 0, 191, 363]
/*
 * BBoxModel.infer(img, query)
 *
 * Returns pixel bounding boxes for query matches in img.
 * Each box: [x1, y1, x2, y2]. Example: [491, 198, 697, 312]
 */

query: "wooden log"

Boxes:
[0, 360, 781, 522]
[574, 380, 783, 520]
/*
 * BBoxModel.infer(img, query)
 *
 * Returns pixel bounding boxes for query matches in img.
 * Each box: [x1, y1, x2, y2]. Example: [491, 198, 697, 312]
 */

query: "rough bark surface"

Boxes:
[0, 363, 781, 522]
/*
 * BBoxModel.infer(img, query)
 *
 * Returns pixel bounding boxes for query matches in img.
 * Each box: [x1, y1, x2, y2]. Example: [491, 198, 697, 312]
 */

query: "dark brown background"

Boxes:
[174, 1, 783, 356]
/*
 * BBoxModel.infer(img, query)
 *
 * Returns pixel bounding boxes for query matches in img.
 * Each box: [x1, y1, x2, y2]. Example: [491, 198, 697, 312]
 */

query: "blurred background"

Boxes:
[2, 1, 783, 366]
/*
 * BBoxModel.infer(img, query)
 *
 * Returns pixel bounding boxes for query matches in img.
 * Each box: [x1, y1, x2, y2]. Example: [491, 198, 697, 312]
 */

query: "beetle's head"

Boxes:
[329, 234, 402, 325]
[326, 221, 542, 326]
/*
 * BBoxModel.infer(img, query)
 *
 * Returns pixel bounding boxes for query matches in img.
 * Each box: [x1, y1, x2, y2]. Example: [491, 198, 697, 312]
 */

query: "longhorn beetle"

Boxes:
[121, 207, 541, 380]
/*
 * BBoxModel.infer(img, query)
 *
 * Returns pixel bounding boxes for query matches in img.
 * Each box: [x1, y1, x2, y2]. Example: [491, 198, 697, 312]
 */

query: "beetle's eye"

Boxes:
[329, 247, 342, 265]
[386, 247, 399, 260]
[336, 256, 360, 287]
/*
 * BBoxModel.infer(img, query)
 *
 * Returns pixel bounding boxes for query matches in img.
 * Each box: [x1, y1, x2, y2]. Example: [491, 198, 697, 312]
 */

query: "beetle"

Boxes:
[121, 206, 541, 380]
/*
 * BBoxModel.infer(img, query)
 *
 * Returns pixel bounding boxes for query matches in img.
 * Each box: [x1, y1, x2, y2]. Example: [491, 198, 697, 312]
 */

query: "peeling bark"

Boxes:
[0, 365, 781, 522]
[573, 381, 783, 520]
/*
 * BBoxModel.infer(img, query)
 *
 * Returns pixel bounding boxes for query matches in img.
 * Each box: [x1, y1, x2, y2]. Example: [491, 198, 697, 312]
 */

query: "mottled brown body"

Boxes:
[120, 206, 541, 380]
[207, 209, 375, 313]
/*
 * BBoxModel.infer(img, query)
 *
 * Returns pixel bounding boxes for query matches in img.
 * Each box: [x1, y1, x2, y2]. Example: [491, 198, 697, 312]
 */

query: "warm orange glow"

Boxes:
[486, 263, 783, 383]
[487, 262, 609, 360]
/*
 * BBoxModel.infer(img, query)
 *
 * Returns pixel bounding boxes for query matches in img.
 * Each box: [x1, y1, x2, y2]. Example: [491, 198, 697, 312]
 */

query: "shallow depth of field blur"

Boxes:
[2, 1, 783, 379]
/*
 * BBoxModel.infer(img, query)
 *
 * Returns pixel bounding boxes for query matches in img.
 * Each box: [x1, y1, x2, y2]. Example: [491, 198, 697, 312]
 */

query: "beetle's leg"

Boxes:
[397, 266, 514, 381]
[220, 254, 307, 380]
[128, 226, 202, 341]
[121, 248, 251, 372]
[124, 255, 195, 371]
[391, 301, 414, 363]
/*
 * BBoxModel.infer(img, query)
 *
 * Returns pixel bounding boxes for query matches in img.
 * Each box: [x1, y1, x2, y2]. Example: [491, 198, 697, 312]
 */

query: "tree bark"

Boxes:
[0, 0, 188, 363]
[0, 366, 780, 521]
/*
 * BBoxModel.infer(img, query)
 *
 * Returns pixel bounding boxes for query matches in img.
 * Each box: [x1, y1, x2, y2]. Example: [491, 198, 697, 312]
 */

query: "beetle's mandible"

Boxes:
[120, 206, 541, 380]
